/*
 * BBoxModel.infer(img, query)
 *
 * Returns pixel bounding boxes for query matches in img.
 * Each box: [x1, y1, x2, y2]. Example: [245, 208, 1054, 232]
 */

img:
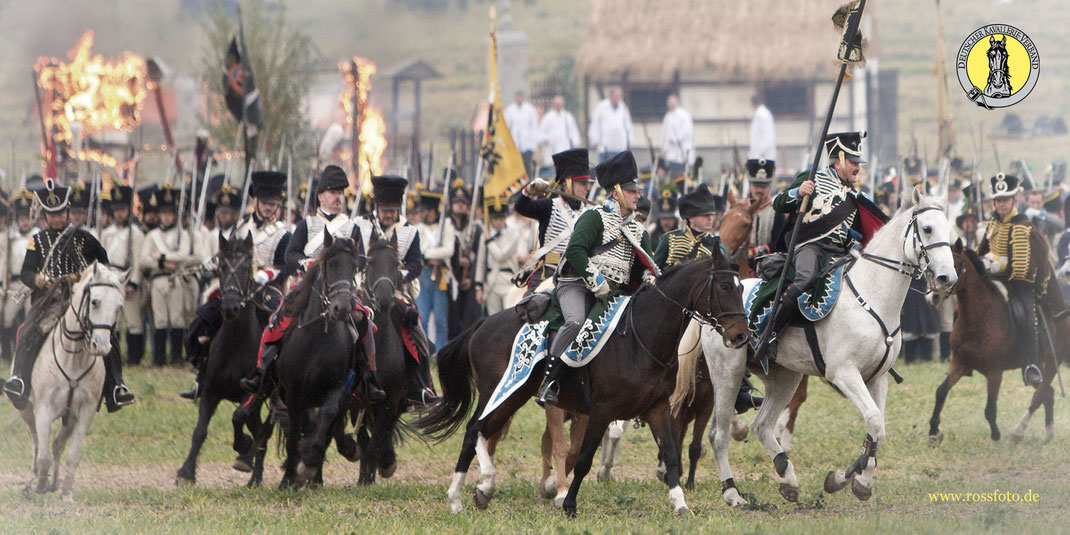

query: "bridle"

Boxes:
[220, 252, 256, 308]
[361, 243, 399, 310]
[858, 205, 952, 283]
[649, 253, 748, 341]
[60, 280, 124, 351]
[299, 241, 357, 330]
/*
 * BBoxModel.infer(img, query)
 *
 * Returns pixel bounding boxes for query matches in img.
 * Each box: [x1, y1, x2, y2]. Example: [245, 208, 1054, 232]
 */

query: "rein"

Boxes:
[298, 245, 356, 331]
[54, 279, 122, 424]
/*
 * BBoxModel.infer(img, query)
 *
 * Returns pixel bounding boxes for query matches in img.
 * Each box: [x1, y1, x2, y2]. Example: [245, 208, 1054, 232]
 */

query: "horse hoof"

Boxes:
[991, 431, 1001, 442]
[723, 487, 748, 507]
[449, 501, 464, 514]
[473, 488, 492, 510]
[61, 491, 73, 503]
[554, 491, 567, 509]
[175, 475, 195, 487]
[378, 461, 397, 479]
[296, 462, 315, 484]
[779, 483, 800, 502]
[731, 424, 749, 442]
[539, 479, 556, 500]
[233, 433, 253, 454]
[824, 470, 849, 494]
[245, 478, 262, 489]
[233, 457, 253, 473]
[674, 505, 692, 516]
[851, 478, 873, 501]
[597, 468, 613, 482]
[563, 502, 578, 518]
[1009, 433, 1023, 445]
[928, 431, 943, 447]
[685, 479, 696, 492]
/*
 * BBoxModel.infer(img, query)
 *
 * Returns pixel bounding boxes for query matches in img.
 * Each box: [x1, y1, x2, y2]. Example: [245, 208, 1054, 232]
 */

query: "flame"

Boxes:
[34, 30, 147, 170]
[339, 57, 387, 193]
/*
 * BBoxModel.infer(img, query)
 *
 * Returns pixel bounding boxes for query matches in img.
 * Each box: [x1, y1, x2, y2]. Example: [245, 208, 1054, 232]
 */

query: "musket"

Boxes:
[174, 166, 189, 250]
[238, 163, 254, 218]
[302, 165, 315, 217]
[642, 122, 658, 200]
[285, 152, 293, 229]
[425, 140, 434, 188]
[433, 152, 456, 290]
[755, 0, 868, 373]
[195, 154, 213, 229]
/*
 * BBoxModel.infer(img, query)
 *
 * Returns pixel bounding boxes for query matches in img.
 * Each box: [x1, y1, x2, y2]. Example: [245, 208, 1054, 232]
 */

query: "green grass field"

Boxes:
[1, 358, 1068, 534]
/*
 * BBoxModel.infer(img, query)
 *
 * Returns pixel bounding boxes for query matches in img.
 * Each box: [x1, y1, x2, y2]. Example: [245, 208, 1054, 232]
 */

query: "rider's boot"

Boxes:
[734, 376, 763, 414]
[754, 286, 802, 366]
[102, 343, 135, 413]
[240, 343, 280, 395]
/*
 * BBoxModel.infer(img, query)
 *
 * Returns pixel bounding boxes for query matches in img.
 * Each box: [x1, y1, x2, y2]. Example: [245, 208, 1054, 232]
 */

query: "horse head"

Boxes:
[718, 192, 754, 254]
[318, 228, 361, 321]
[218, 232, 254, 322]
[672, 238, 748, 348]
[73, 262, 128, 356]
[901, 187, 958, 295]
[363, 229, 400, 313]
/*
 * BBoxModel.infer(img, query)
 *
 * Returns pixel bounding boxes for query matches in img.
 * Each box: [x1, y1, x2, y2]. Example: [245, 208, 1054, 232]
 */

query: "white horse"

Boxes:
[692, 188, 957, 507]
[16, 262, 127, 502]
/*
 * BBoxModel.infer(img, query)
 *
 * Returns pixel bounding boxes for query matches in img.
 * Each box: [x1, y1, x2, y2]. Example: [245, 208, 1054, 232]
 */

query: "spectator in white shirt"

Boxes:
[661, 94, 694, 179]
[537, 95, 581, 177]
[748, 93, 777, 161]
[504, 90, 539, 175]
[588, 86, 632, 162]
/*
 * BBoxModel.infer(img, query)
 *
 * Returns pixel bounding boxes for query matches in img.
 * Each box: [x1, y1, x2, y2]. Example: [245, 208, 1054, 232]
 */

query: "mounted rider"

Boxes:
[755, 131, 888, 363]
[514, 148, 596, 293]
[745, 158, 786, 260]
[654, 185, 763, 413]
[537, 151, 657, 404]
[650, 189, 678, 249]
[240, 165, 384, 403]
[3, 179, 134, 412]
[979, 172, 1068, 386]
[181, 172, 291, 400]
[354, 174, 440, 406]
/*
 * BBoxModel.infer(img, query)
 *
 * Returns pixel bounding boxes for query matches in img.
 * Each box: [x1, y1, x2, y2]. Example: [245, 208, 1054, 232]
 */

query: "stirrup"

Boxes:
[536, 378, 559, 405]
[240, 373, 263, 395]
[113, 385, 135, 406]
[1023, 364, 1042, 386]
[3, 377, 25, 397]
[179, 383, 198, 401]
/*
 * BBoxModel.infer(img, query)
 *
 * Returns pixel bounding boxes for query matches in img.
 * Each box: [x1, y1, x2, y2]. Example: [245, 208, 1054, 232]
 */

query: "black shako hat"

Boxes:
[317, 165, 349, 194]
[594, 151, 641, 191]
[371, 175, 408, 207]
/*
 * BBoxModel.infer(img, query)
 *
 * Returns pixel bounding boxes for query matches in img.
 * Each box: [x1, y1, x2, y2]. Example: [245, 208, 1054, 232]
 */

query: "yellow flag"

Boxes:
[481, 31, 527, 210]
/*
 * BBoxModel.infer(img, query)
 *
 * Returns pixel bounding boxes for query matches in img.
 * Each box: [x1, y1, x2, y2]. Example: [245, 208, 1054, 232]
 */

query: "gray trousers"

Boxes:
[789, 243, 824, 296]
[549, 280, 594, 358]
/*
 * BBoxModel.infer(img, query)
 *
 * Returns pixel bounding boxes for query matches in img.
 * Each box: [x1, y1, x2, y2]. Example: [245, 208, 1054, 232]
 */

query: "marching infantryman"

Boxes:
[979, 173, 1069, 386]
[100, 186, 146, 366]
[504, 90, 539, 174]
[141, 185, 204, 367]
[354, 175, 438, 406]
[445, 180, 483, 339]
[514, 148, 595, 293]
[475, 196, 520, 315]
[1, 191, 36, 360]
[660, 94, 694, 180]
[241, 165, 385, 403]
[745, 158, 786, 258]
[181, 172, 291, 401]
[537, 95, 581, 177]
[414, 183, 452, 353]
[67, 182, 91, 229]
[589, 86, 632, 162]
[650, 190, 678, 250]
[755, 131, 888, 363]
[4, 179, 134, 412]
[537, 151, 657, 404]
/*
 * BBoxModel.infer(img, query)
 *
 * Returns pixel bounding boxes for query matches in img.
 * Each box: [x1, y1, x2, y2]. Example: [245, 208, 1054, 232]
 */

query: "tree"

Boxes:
[199, 1, 313, 178]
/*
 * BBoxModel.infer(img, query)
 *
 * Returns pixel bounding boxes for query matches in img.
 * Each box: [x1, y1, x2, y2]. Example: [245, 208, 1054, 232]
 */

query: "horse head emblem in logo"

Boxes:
[984, 35, 1011, 98]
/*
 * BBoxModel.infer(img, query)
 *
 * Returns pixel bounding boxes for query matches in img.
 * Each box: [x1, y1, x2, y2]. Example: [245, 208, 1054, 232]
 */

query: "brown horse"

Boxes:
[929, 240, 1069, 444]
[418, 249, 749, 516]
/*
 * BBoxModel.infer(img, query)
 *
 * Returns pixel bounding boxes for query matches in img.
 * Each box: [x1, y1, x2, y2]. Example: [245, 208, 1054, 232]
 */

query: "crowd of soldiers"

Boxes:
[2, 129, 1066, 411]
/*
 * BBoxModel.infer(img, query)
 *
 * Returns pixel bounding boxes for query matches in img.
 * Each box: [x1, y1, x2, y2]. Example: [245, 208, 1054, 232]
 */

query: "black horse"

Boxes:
[418, 244, 750, 516]
[353, 233, 411, 485]
[176, 234, 268, 486]
[276, 228, 365, 489]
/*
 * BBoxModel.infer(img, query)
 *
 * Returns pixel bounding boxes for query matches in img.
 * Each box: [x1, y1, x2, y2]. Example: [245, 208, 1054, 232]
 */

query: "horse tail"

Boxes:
[415, 317, 486, 442]
[669, 318, 702, 416]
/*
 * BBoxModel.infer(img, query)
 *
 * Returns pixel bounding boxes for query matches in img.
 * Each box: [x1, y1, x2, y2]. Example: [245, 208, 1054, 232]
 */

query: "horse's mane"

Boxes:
[283, 237, 353, 317]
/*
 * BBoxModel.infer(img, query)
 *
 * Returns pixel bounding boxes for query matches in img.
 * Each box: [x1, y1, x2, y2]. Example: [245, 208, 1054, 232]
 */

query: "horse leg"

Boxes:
[539, 408, 556, 500]
[983, 371, 1003, 442]
[298, 387, 345, 485]
[645, 402, 690, 515]
[472, 432, 499, 509]
[234, 397, 265, 472]
[279, 404, 303, 490]
[1042, 381, 1055, 443]
[177, 393, 221, 485]
[824, 369, 884, 501]
[247, 412, 275, 488]
[32, 406, 54, 494]
[749, 366, 803, 502]
[705, 344, 749, 506]
[356, 420, 376, 485]
[376, 402, 400, 479]
[58, 408, 95, 503]
[48, 415, 76, 493]
[446, 414, 480, 514]
[928, 361, 967, 446]
[687, 391, 713, 491]
[596, 419, 623, 482]
[776, 376, 809, 453]
[1012, 381, 1052, 444]
[560, 415, 611, 518]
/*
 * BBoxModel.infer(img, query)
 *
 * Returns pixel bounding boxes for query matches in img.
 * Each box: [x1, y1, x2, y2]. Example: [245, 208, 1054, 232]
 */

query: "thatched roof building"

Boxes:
[577, 0, 861, 83]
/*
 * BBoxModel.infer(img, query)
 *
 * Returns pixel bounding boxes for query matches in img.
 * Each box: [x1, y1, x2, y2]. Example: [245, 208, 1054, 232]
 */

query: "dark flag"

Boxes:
[223, 26, 261, 159]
